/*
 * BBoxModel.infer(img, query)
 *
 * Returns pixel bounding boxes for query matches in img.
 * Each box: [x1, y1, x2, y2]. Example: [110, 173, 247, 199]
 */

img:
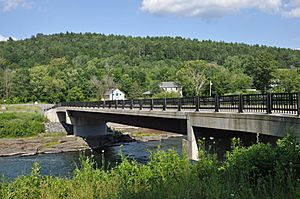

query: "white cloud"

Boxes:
[141, 0, 300, 18]
[281, 0, 300, 17]
[0, 35, 17, 41]
[0, 0, 32, 12]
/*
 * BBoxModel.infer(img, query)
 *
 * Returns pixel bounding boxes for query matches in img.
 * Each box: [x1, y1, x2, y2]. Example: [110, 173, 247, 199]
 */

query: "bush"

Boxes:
[0, 112, 46, 138]
[0, 134, 299, 199]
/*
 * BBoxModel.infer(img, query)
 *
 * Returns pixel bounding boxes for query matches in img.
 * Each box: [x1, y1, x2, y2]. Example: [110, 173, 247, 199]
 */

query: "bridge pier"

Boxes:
[70, 116, 107, 137]
[186, 119, 199, 160]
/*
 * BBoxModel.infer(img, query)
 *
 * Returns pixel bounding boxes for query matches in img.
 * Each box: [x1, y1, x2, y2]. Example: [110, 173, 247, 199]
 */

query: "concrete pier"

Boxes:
[70, 116, 107, 137]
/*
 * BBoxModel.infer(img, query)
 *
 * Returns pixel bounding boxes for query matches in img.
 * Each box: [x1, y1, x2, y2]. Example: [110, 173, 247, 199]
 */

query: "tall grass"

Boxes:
[0, 112, 46, 138]
[0, 133, 299, 199]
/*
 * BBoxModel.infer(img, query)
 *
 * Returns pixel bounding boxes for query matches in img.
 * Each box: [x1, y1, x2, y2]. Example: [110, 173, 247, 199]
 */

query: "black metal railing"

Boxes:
[57, 92, 300, 116]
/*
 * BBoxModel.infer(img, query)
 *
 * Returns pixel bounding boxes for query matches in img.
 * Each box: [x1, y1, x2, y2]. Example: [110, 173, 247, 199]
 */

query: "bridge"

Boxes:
[46, 93, 300, 160]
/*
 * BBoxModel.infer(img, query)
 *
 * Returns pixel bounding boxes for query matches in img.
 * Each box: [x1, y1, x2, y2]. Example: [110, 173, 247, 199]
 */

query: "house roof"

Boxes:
[159, 82, 181, 88]
[104, 88, 123, 95]
[104, 89, 114, 95]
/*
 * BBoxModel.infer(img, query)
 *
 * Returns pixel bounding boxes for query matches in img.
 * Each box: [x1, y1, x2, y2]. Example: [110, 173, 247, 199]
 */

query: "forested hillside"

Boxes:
[0, 32, 300, 103]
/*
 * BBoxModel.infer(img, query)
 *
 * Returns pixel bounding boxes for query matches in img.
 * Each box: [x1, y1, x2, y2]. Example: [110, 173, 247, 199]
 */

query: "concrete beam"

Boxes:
[189, 112, 300, 138]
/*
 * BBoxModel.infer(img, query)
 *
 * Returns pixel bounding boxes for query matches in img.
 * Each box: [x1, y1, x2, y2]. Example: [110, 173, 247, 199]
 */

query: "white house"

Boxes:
[104, 88, 125, 100]
[159, 82, 183, 96]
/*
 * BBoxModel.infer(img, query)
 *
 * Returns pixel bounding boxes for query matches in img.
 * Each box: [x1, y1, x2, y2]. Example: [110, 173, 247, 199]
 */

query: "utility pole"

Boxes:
[209, 81, 213, 96]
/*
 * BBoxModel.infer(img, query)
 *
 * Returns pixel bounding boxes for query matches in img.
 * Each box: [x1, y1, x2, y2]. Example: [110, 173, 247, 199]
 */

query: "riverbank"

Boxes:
[0, 123, 183, 157]
[107, 122, 183, 142]
[0, 133, 89, 157]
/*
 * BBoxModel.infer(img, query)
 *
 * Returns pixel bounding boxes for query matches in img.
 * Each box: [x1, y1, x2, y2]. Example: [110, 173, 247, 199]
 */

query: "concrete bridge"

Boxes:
[46, 93, 300, 160]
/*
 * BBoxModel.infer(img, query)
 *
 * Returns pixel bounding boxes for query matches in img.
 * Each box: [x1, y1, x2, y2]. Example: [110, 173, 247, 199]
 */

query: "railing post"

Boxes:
[214, 95, 219, 112]
[178, 98, 182, 111]
[266, 93, 272, 114]
[163, 98, 166, 111]
[195, 97, 200, 112]
[150, 99, 153, 110]
[297, 93, 300, 117]
[103, 100, 105, 109]
[130, 100, 133, 110]
[115, 100, 117, 109]
[122, 100, 125, 109]
[238, 94, 244, 113]
[139, 99, 143, 110]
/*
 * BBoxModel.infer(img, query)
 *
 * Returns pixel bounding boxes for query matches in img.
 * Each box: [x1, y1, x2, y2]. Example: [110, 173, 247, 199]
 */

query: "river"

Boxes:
[0, 137, 182, 181]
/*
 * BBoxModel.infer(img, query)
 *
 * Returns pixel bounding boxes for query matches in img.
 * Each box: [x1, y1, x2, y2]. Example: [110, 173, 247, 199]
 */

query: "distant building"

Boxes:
[103, 88, 125, 100]
[159, 82, 183, 97]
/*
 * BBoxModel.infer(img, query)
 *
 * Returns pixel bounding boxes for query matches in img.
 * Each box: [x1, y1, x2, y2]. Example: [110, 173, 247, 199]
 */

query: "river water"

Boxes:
[0, 137, 183, 181]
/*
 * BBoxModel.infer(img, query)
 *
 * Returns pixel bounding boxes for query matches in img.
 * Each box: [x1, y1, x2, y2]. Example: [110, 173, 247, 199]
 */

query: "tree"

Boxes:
[3, 68, 13, 99]
[127, 81, 142, 99]
[90, 74, 116, 100]
[11, 68, 31, 102]
[244, 53, 278, 92]
[66, 86, 84, 101]
[272, 69, 300, 92]
[177, 60, 208, 96]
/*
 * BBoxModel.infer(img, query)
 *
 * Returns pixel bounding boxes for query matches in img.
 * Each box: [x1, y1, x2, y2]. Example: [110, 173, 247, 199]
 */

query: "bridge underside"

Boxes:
[68, 110, 187, 135]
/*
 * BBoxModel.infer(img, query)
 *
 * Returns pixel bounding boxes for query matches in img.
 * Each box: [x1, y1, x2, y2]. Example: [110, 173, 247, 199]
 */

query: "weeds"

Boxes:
[0, 112, 46, 138]
[0, 133, 299, 199]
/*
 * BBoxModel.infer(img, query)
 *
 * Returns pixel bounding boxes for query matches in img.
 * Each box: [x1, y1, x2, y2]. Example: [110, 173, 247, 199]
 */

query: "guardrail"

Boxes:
[55, 93, 300, 116]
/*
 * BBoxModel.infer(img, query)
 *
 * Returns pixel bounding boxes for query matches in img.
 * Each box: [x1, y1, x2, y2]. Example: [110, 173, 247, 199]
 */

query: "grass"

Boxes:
[0, 112, 46, 138]
[38, 132, 66, 138]
[0, 133, 299, 199]
[39, 133, 67, 148]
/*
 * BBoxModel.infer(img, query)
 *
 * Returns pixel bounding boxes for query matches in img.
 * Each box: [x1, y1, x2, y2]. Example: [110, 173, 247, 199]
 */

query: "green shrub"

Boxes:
[0, 134, 299, 199]
[0, 112, 45, 138]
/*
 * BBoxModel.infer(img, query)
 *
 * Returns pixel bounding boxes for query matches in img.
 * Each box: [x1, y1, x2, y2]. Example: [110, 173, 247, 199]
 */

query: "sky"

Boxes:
[0, 0, 300, 49]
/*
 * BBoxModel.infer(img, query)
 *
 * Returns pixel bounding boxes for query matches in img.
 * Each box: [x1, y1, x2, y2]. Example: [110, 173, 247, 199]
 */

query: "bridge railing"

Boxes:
[58, 92, 300, 116]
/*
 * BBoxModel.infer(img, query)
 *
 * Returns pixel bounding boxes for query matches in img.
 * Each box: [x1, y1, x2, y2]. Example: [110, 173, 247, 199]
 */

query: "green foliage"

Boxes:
[1, 133, 300, 198]
[177, 60, 252, 96]
[224, 142, 276, 182]
[245, 53, 277, 92]
[0, 112, 45, 138]
[66, 86, 85, 102]
[273, 69, 300, 92]
[0, 33, 298, 103]
[276, 129, 300, 178]
[152, 91, 181, 98]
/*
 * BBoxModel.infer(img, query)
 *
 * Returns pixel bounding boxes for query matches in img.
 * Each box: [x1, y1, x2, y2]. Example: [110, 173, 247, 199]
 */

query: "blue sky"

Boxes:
[0, 0, 300, 49]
